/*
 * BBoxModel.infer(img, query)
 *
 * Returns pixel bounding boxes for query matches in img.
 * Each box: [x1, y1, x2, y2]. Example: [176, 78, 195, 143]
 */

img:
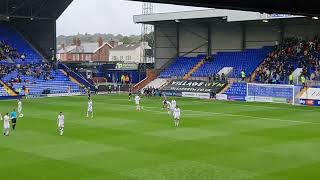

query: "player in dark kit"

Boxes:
[10, 109, 17, 130]
[128, 87, 132, 101]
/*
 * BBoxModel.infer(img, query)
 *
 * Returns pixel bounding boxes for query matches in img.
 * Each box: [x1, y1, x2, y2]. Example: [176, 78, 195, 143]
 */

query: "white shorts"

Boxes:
[135, 102, 140, 105]
[58, 123, 64, 128]
[18, 107, 22, 113]
[88, 107, 93, 112]
[174, 115, 180, 120]
[4, 123, 10, 129]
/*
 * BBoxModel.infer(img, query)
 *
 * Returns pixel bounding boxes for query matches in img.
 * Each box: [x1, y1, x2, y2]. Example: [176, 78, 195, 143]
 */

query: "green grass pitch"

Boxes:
[0, 94, 320, 180]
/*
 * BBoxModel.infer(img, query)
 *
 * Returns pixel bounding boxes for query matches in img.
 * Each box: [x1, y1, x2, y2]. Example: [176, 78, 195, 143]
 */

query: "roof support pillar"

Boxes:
[176, 22, 180, 57]
[241, 22, 246, 51]
[207, 22, 212, 56]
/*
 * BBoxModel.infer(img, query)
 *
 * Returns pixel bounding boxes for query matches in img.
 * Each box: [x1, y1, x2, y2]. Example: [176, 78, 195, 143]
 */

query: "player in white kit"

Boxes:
[87, 98, 93, 118]
[173, 105, 181, 127]
[18, 99, 23, 118]
[171, 99, 176, 112]
[166, 101, 172, 114]
[57, 112, 65, 136]
[135, 95, 141, 111]
[3, 113, 10, 136]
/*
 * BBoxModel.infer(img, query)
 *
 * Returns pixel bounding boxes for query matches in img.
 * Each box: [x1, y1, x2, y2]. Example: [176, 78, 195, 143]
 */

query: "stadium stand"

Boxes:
[1, 64, 80, 95]
[192, 47, 272, 78]
[159, 54, 206, 78]
[0, 86, 8, 96]
[0, 24, 42, 64]
[255, 37, 320, 84]
[0, 22, 88, 97]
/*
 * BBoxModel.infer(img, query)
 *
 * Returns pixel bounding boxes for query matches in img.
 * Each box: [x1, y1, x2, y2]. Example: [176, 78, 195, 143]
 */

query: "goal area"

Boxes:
[246, 83, 300, 105]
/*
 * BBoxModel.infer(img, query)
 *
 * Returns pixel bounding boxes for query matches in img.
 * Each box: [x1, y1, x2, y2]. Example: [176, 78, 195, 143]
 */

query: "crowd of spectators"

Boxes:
[1, 63, 55, 85]
[208, 73, 227, 82]
[142, 86, 162, 97]
[0, 64, 15, 78]
[255, 36, 320, 84]
[0, 40, 27, 61]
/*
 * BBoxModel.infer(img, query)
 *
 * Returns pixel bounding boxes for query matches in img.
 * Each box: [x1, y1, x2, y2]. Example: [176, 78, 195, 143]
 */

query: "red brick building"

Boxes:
[57, 37, 114, 62]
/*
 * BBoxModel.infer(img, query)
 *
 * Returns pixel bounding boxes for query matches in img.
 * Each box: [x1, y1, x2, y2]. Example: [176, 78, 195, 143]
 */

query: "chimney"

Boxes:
[98, 37, 103, 47]
[61, 43, 65, 49]
[76, 38, 81, 46]
[109, 39, 117, 48]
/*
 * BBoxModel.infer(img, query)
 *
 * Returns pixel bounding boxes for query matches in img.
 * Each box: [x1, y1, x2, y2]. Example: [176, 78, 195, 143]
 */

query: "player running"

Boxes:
[87, 98, 93, 118]
[57, 112, 64, 136]
[135, 94, 141, 111]
[18, 99, 23, 118]
[3, 113, 10, 136]
[173, 105, 181, 127]
[10, 109, 17, 130]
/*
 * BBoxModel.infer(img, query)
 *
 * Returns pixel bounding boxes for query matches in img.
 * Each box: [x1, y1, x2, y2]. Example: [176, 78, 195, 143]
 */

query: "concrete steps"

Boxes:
[183, 59, 206, 80]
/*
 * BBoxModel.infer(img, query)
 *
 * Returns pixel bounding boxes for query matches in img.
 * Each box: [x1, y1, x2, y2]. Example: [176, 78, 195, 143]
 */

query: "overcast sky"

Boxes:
[56, 0, 207, 36]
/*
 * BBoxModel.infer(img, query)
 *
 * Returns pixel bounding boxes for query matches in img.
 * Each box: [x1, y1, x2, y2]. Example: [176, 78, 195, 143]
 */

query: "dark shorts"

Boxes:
[12, 118, 17, 123]
[129, 93, 132, 96]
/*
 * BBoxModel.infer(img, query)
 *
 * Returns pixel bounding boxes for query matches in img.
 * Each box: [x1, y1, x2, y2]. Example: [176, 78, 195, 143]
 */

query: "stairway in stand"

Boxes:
[183, 59, 206, 80]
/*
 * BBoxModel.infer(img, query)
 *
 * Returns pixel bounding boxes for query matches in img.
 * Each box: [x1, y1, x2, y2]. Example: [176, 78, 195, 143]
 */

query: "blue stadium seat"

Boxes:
[159, 54, 206, 78]
[2, 69, 80, 95]
[192, 47, 272, 78]
[224, 83, 247, 96]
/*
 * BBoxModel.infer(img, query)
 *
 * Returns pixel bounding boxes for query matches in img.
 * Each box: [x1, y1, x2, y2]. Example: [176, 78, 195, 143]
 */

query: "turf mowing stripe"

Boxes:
[141, 106, 320, 125]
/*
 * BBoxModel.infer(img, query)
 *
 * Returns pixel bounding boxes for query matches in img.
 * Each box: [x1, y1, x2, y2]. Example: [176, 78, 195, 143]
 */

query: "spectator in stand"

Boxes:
[301, 75, 306, 87]
[289, 73, 294, 85]
[241, 70, 246, 81]
[221, 73, 226, 82]
[255, 36, 320, 84]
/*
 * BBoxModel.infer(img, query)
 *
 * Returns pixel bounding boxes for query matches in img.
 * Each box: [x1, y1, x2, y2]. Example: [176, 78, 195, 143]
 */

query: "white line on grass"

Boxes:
[186, 99, 320, 112]
[142, 106, 320, 125]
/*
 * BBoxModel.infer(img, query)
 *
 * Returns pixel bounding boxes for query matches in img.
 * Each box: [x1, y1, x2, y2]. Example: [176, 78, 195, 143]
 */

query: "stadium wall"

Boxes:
[179, 22, 208, 56]
[244, 21, 280, 49]
[211, 22, 243, 53]
[154, 22, 178, 69]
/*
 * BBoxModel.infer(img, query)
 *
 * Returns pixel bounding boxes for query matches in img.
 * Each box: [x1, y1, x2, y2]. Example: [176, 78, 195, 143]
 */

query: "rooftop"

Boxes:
[134, 9, 303, 24]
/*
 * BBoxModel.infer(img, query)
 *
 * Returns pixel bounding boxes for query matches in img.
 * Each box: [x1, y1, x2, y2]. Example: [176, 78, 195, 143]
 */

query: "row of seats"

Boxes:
[159, 54, 206, 78]
[224, 82, 293, 100]
[192, 47, 272, 78]
[224, 83, 247, 96]
[2, 69, 80, 95]
[0, 24, 42, 63]
[247, 84, 293, 98]
[0, 86, 9, 96]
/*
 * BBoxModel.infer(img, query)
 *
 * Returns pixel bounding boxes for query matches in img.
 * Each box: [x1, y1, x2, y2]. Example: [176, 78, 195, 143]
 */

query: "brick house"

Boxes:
[57, 37, 114, 62]
[109, 42, 152, 63]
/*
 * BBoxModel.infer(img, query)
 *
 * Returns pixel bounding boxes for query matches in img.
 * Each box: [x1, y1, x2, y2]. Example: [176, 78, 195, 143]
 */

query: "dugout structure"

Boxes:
[0, 0, 73, 60]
